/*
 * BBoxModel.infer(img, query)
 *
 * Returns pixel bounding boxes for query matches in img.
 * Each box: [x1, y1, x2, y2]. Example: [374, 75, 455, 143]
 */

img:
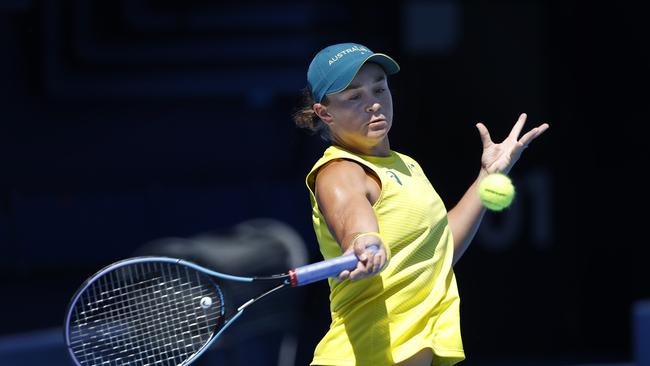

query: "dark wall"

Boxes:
[1, 1, 648, 364]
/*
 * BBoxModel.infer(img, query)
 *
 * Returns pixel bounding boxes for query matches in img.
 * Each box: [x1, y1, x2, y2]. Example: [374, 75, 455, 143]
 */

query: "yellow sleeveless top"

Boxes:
[306, 145, 465, 366]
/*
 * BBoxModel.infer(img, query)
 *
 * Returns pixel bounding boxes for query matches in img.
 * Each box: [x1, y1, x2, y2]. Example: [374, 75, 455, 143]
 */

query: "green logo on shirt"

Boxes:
[386, 171, 403, 185]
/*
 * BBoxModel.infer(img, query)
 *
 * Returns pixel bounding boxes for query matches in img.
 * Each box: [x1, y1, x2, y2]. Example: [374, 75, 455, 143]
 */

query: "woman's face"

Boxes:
[316, 63, 393, 150]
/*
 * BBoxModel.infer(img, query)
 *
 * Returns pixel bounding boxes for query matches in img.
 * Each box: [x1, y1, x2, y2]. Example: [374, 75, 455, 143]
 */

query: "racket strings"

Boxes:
[71, 291, 219, 357]
[71, 278, 216, 333]
[74, 263, 219, 365]
[73, 265, 178, 364]
[69, 261, 223, 366]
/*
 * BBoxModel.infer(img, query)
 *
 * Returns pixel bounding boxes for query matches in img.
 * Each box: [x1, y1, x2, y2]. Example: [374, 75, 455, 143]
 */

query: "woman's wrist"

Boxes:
[349, 231, 381, 246]
[478, 166, 490, 180]
[348, 231, 390, 259]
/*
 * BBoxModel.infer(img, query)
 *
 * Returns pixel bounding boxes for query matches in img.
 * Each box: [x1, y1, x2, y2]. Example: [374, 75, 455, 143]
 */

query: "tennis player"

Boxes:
[293, 42, 548, 365]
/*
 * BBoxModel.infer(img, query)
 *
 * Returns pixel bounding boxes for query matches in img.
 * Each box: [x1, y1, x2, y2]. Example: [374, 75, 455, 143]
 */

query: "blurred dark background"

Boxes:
[1, 1, 649, 365]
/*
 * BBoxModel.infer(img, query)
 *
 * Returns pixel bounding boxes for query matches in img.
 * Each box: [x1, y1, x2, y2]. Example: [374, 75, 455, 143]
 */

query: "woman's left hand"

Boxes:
[476, 113, 549, 174]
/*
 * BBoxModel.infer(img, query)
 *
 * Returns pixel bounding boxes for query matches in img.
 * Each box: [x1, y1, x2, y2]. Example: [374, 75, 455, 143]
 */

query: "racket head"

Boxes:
[64, 257, 225, 366]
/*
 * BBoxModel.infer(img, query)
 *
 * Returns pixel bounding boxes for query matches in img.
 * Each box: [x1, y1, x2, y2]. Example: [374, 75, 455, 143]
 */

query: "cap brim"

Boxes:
[325, 53, 401, 97]
[366, 53, 401, 75]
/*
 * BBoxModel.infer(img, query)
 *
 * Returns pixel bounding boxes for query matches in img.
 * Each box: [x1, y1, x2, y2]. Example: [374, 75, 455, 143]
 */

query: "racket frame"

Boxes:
[64, 256, 262, 366]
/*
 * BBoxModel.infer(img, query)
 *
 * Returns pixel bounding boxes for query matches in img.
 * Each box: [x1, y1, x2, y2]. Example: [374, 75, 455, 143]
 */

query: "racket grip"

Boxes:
[290, 245, 379, 286]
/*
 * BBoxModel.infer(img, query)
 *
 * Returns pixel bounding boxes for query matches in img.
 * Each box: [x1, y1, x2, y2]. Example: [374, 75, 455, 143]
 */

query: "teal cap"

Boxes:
[307, 42, 400, 103]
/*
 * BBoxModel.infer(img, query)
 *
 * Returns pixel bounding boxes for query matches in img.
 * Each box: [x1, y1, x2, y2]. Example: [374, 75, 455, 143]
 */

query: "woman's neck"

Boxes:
[332, 137, 391, 157]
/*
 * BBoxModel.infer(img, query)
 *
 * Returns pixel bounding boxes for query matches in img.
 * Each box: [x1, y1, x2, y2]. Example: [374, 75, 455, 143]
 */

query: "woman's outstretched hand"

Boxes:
[476, 113, 549, 175]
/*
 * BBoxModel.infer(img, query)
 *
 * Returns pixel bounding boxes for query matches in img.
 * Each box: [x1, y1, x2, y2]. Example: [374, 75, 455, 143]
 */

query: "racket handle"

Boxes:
[290, 245, 379, 286]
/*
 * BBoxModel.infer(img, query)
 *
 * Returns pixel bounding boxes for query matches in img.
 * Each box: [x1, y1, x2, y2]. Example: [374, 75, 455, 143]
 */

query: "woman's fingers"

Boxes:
[519, 123, 550, 147]
[348, 261, 367, 281]
[337, 270, 351, 282]
[508, 113, 528, 140]
[347, 247, 387, 281]
[476, 123, 492, 148]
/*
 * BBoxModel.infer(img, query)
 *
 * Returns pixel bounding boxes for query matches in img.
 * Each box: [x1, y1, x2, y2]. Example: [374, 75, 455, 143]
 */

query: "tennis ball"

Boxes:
[478, 173, 515, 211]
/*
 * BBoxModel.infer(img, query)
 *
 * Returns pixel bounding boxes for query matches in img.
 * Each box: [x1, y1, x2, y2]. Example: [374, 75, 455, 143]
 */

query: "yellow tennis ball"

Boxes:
[478, 173, 515, 211]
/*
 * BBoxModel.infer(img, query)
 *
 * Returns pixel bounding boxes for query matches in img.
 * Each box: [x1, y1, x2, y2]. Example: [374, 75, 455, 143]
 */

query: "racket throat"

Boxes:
[237, 298, 256, 312]
[237, 283, 287, 312]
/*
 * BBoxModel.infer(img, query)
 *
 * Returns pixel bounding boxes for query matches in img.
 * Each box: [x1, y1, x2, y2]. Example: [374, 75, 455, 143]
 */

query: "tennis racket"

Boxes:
[64, 245, 378, 366]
